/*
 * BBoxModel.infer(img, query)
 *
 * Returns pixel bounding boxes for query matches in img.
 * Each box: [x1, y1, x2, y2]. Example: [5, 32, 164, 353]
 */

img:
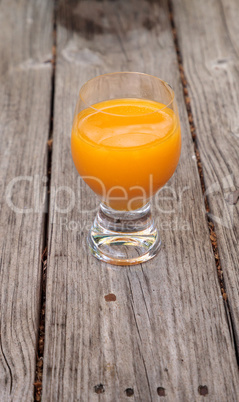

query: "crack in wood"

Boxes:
[0, 340, 13, 395]
[34, 1, 57, 401]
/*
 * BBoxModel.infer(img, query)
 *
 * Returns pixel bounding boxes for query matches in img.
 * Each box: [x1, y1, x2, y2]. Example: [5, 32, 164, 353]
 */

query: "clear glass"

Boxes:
[71, 72, 181, 265]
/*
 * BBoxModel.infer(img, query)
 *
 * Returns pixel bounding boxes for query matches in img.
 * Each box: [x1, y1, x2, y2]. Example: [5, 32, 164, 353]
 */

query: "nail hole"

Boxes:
[104, 293, 116, 302]
[157, 387, 166, 396]
[198, 385, 208, 396]
[142, 17, 156, 31]
[125, 388, 134, 397]
[217, 59, 227, 64]
[94, 384, 105, 394]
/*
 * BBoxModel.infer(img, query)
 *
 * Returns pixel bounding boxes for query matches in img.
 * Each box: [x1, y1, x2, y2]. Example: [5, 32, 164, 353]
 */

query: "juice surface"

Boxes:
[71, 98, 181, 210]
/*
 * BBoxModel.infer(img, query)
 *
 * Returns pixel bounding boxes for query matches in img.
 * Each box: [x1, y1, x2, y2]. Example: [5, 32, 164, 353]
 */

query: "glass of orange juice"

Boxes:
[71, 72, 181, 265]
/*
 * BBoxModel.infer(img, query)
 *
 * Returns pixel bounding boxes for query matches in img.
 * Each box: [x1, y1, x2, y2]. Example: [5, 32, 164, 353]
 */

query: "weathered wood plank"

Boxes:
[43, 0, 239, 401]
[0, 0, 53, 400]
[172, 0, 239, 349]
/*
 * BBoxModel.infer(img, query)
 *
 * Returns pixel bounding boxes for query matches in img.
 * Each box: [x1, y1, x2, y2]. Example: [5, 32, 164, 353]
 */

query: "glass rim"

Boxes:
[79, 71, 175, 117]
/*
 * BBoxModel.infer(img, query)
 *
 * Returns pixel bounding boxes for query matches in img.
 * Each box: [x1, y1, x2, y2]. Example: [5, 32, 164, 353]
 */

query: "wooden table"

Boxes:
[0, 0, 239, 400]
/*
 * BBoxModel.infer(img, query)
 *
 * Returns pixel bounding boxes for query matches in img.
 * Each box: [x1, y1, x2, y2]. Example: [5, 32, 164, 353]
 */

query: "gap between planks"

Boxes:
[168, 0, 239, 364]
[34, 2, 57, 401]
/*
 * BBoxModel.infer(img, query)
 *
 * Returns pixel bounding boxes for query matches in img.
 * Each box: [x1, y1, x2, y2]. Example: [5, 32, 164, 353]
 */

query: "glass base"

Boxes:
[88, 203, 161, 266]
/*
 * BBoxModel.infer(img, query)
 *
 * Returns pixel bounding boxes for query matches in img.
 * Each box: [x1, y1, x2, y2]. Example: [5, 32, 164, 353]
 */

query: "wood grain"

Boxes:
[43, 0, 239, 401]
[172, 0, 239, 349]
[0, 0, 53, 400]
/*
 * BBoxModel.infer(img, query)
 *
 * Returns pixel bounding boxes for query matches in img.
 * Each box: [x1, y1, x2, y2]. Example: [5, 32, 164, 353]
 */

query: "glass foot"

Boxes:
[88, 203, 161, 266]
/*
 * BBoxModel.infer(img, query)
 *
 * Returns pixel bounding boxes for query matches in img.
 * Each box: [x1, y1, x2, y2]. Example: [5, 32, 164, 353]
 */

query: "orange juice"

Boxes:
[71, 98, 181, 210]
